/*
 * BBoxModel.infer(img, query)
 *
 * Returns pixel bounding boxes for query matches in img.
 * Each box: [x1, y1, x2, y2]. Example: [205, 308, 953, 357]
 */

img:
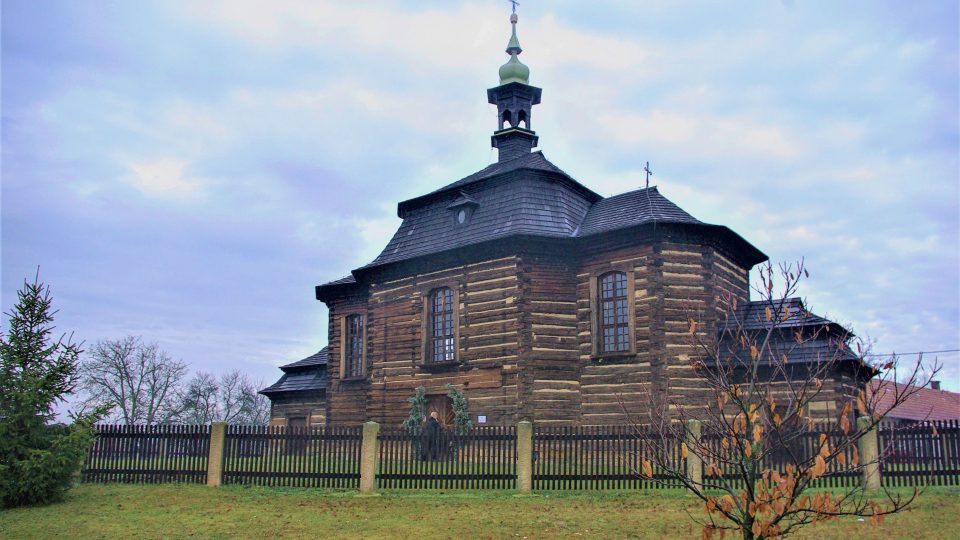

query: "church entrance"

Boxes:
[426, 395, 455, 428]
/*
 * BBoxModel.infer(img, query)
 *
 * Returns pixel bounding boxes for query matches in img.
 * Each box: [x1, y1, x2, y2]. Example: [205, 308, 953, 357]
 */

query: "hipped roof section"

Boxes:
[259, 347, 328, 397]
[317, 152, 767, 298]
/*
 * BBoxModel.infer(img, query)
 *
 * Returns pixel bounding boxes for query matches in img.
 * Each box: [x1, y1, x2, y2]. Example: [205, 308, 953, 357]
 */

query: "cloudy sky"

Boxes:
[3, 0, 958, 393]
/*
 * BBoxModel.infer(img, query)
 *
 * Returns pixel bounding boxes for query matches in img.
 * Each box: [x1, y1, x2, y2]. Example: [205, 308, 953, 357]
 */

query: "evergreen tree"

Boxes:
[403, 386, 428, 433]
[0, 274, 104, 507]
[446, 384, 472, 435]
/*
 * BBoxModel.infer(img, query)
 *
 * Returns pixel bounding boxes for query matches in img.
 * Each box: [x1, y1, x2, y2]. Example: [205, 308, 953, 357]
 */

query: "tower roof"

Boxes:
[499, 12, 529, 85]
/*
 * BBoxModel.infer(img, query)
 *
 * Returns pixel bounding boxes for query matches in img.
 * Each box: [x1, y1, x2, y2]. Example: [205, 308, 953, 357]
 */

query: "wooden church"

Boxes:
[262, 12, 873, 428]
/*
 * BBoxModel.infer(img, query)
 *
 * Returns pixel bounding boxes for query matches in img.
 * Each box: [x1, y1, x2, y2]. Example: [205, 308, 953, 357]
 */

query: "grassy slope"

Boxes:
[1, 484, 957, 539]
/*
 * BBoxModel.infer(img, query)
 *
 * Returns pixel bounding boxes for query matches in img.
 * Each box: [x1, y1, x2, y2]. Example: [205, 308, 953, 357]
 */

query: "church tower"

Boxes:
[304, 5, 794, 430]
[487, 11, 542, 162]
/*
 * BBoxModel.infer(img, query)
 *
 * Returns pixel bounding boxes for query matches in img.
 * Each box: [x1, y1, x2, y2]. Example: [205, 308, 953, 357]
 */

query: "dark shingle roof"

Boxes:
[322, 275, 356, 287]
[401, 151, 588, 213]
[717, 298, 866, 369]
[260, 347, 329, 397]
[259, 369, 327, 396]
[577, 187, 701, 237]
[364, 172, 594, 268]
[316, 153, 766, 297]
[719, 333, 862, 368]
[280, 347, 329, 370]
[722, 298, 838, 332]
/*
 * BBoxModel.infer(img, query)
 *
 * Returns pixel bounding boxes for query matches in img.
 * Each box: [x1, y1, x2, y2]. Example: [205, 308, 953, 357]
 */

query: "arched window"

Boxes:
[344, 314, 364, 377]
[598, 271, 630, 353]
[517, 109, 527, 129]
[429, 287, 455, 362]
[501, 110, 513, 129]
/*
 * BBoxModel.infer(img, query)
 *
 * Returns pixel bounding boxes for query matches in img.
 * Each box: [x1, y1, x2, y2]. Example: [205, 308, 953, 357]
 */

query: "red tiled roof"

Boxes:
[869, 380, 960, 421]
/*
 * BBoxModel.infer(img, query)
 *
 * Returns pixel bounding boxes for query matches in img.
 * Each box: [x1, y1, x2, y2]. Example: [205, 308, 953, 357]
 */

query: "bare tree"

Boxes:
[79, 336, 187, 425]
[635, 260, 937, 539]
[175, 370, 269, 425]
[244, 378, 271, 426]
[176, 371, 219, 424]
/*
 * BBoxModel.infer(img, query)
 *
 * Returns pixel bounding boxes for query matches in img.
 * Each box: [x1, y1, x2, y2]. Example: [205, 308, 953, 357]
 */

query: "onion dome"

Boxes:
[498, 13, 530, 85]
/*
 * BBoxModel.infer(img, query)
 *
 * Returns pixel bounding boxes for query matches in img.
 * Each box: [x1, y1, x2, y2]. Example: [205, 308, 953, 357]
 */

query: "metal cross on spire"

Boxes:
[644, 161, 653, 189]
[509, 0, 519, 14]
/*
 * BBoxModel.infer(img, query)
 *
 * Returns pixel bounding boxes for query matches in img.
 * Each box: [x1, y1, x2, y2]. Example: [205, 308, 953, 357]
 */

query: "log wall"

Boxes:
[326, 256, 524, 426]
[576, 244, 657, 425]
[318, 236, 765, 427]
[519, 254, 581, 424]
[269, 394, 327, 427]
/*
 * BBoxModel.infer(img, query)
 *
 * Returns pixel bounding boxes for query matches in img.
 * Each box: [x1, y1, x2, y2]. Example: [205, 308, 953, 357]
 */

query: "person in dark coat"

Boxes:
[421, 411, 442, 461]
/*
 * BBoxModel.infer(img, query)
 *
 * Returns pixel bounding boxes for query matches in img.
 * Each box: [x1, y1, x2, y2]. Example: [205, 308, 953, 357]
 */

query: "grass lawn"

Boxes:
[1, 484, 958, 539]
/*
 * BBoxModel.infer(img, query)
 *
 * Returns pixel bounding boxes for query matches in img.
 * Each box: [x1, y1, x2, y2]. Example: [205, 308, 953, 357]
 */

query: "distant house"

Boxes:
[262, 13, 877, 428]
[260, 347, 328, 428]
[870, 380, 960, 425]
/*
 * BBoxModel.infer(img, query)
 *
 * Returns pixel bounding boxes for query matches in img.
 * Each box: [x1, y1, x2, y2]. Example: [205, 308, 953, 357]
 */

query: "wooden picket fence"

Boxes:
[221, 425, 363, 488]
[81, 424, 210, 484]
[533, 425, 683, 490]
[79, 420, 960, 490]
[880, 420, 960, 487]
[699, 422, 861, 489]
[376, 425, 516, 489]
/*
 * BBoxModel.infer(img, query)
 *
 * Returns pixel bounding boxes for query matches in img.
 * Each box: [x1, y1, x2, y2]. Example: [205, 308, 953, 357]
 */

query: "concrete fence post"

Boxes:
[359, 421, 381, 494]
[857, 416, 881, 490]
[516, 420, 533, 494]
[207, 422, 227, 487]
[686, 419, 703, 487]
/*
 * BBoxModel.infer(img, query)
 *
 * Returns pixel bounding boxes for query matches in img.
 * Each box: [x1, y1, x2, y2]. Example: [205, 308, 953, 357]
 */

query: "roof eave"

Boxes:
[576, 221, 767, 268]
[316, 280, 364, 302]
[258, 387, 327, 398]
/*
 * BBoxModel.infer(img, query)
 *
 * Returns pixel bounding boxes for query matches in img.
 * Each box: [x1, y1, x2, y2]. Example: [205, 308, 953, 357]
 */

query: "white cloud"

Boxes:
[124, 158, 205, 199]
[594, 109, 803, 160]
[351, 212, 402, 266]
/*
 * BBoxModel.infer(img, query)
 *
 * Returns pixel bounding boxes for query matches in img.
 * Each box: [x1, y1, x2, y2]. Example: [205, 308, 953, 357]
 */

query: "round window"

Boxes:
[457, 209, 467, 224]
